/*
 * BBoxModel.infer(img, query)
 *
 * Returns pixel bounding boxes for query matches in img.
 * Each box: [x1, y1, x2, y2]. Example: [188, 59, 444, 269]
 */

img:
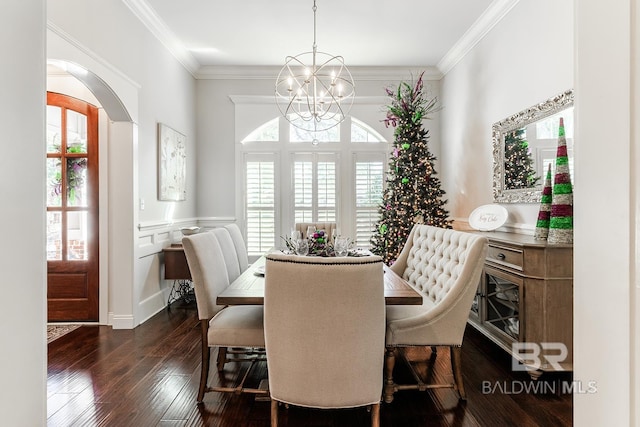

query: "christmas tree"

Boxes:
[370, 72, 451, 264]
[504, 128, 540, 189]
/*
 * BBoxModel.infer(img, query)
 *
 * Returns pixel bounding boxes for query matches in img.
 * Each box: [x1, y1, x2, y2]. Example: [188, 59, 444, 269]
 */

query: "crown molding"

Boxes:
[196, 65, 442, 81]
[122, 0, 200, 76]
[437, 0, 520, 76]
[125, 0, 515, 80]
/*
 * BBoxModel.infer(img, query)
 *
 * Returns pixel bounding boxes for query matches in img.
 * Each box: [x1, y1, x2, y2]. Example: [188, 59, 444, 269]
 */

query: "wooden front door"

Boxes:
[46, 92, 99, 321]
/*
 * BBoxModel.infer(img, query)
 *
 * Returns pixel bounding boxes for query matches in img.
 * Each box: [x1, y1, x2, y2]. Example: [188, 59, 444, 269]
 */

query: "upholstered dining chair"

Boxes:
[211, 227, 242, 282]
[383, 224, 487, 403]
[224, 223, 249, 272]
[264, 253, 385, 427]
[294, 222, 337, 242]
[182, 232, 266, 403]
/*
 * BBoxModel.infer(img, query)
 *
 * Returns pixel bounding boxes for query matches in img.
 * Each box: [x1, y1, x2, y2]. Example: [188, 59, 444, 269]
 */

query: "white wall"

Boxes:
[47, 0, 198, 326]
[440, 0, 573, 229]
[574, 1, 635, 424]
[0, 1, 46, 425]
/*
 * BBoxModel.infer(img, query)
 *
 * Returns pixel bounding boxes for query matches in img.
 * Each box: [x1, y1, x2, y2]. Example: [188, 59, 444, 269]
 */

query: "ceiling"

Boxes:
[125, 0, 513, 77]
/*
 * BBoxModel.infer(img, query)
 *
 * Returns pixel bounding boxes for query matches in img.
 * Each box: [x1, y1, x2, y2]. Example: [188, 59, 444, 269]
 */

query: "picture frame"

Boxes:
[158, 123, 187, 201]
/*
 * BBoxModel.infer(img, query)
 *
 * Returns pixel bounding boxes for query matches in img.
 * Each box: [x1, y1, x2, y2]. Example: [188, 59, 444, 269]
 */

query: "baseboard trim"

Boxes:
[109, 313, 135, 329]
[138, 290, 169, 325]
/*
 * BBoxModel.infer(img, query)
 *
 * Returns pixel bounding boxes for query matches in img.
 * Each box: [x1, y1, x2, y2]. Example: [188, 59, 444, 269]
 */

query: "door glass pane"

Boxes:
[67, 211, 88, 260]
[47, 158, 62, 207]
[66, 110, 88, 153]
[47, 212, 62, 260]
[67, 158, 88, 207]
[47, 105, 62, 153]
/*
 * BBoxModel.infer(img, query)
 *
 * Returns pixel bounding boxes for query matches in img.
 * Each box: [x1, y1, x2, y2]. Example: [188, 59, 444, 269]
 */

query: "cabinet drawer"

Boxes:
[487, 244, 523, 271]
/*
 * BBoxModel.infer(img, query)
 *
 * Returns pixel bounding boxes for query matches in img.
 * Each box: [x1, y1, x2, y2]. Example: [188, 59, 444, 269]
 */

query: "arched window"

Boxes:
[242, 118, 279, 142]
[289, 116, 341, 142]
[351, 117, 385, 142]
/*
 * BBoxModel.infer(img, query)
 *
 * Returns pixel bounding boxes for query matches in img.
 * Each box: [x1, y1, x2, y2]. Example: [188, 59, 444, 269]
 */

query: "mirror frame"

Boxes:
[492, 89, 574, 203]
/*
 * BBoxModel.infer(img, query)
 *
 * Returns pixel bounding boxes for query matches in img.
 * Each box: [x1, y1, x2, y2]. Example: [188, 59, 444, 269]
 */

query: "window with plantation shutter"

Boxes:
[354, 156, 384, 248]
[293, 153, 337, 224]
[245, 157, 276, 255]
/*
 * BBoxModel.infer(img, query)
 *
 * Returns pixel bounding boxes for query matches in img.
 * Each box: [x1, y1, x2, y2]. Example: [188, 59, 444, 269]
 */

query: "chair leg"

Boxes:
[450, 346, 466, 400]
[370, 402, 380, 427]
[271, 399, 279, 427]
[383, 347, 397, 403]
[197, 320, 211, 403]
[216, 346, 227, 372]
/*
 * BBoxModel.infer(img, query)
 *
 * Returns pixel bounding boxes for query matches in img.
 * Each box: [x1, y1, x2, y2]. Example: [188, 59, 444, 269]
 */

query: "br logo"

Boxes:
[511, 342, 568, 371]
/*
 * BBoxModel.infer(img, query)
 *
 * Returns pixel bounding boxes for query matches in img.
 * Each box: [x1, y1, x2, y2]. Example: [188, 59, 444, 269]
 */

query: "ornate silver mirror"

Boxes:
[492, 89, 574, 203]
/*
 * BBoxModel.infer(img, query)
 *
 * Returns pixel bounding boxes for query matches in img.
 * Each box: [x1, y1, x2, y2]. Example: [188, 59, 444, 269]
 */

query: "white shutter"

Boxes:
[317, 159, 336, 221]
[246, 157, 275, 255]
[293, 153, 337, 223]
[294, 160, 313, 223]
[354, 156, 384, 248]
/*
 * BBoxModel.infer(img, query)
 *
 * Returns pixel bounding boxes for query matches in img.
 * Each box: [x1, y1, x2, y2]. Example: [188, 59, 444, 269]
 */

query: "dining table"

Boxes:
[216, 255, 423, 306]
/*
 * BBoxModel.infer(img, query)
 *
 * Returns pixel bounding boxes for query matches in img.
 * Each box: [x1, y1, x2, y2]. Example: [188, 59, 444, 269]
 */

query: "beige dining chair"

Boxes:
[383, 224, 487, 403]
[224, 223, 249, 272]
[182, 232, 266, 403]
[211, 227, 242, 282]
[264, 253, 385, 427]
[294, 222, 337, 242]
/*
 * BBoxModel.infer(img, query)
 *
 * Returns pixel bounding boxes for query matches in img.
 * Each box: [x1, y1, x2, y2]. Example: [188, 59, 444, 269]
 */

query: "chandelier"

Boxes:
[275, 0, 355, 134]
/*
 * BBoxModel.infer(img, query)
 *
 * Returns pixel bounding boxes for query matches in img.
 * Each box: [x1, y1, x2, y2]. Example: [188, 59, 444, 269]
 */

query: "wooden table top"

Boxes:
[216, 256, 423, 306]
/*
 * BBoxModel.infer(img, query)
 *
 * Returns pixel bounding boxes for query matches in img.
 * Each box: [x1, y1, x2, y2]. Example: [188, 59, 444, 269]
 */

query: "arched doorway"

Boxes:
[46, 58, 136, 326]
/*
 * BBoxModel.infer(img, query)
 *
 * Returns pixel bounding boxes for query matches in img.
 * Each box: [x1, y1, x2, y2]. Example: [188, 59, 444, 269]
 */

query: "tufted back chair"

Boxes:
[384, 224, 487, 403]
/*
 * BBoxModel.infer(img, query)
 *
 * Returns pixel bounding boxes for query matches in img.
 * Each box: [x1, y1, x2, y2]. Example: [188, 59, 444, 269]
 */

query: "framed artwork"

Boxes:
[158, 123, 187, 201]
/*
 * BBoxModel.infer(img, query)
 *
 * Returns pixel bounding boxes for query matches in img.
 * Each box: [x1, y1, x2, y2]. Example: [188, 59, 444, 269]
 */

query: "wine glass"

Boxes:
[334, 236, 349, 257]
[306, 225, 316, 239]
[295, 238, 309, 256]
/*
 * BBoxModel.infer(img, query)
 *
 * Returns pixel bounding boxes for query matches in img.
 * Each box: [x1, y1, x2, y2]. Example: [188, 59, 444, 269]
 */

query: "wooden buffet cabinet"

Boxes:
[467, 231, 573, 378]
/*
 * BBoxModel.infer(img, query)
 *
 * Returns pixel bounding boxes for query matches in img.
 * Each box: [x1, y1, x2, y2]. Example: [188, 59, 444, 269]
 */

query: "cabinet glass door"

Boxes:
[484, 272, 521, 340]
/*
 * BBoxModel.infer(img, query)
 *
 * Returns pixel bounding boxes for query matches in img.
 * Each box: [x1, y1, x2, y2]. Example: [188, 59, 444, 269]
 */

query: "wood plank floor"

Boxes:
[48, 301, 572, 426]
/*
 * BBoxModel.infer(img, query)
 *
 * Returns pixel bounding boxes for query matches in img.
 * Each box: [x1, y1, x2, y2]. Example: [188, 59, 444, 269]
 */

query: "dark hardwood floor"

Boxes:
[48, 301, 572, 426]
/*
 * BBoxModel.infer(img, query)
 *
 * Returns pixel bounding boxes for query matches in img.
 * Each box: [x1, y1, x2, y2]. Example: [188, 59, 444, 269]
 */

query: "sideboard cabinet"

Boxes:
[468, 231, 573, 378]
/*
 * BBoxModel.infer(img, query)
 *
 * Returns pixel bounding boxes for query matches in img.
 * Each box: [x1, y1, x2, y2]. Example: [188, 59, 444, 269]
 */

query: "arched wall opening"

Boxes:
[47, 25, 140, 328]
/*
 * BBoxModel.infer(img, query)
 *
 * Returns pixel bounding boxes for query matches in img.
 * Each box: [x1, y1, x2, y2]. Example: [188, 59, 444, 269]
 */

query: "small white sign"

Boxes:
[469, 204, 508, 231]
